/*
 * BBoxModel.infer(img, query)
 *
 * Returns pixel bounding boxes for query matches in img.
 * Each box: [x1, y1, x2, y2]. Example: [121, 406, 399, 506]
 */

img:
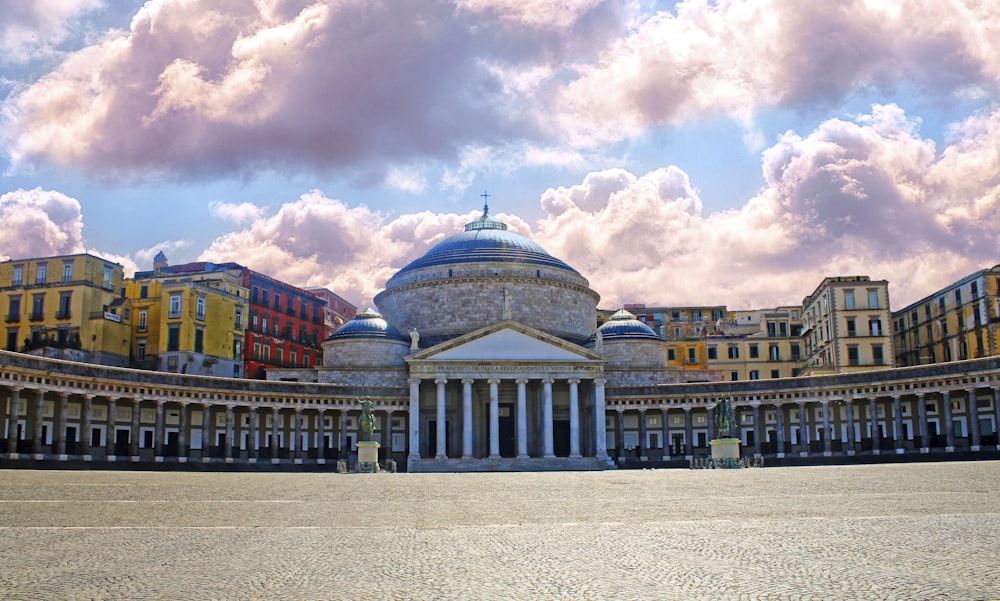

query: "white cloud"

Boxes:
[0, 188, 85, 260]
[210, 201, 264, 225]
[0, 0, 103, 64]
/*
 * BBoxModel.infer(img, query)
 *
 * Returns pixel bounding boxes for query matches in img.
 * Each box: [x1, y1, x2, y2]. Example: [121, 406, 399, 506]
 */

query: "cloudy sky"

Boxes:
[1, 0, 999, 313]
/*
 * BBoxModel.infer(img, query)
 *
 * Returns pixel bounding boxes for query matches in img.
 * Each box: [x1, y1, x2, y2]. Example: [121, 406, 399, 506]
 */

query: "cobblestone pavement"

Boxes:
[0, 462, 998, 600]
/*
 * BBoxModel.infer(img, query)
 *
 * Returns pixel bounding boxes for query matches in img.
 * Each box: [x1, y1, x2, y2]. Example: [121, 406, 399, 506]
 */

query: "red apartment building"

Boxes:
[244, 270, 327, 379]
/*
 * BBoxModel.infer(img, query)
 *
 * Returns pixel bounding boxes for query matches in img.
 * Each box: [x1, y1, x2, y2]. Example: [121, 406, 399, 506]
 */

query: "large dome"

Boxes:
[375, 203, 599, 345]
[393, 211, 578, 278]
[328, 308, 408, 342]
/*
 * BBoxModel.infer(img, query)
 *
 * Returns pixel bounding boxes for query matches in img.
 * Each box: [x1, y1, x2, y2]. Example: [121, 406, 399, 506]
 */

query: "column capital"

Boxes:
[487, 378, 501, 385]
[750, 401, 761, 408]
[819, 398, 830, 405]
[615, 407, 624, 413]
[638, 407, 647, 414]
[155, 398, 166, 407]
[461, 378, 475, 385]
[82, 393, 95, 400]
[57, 391, 70, 399]
[567, 378, 581, 385]
[294, 406, 303, 414]
[593, 378, 606, 386]
[515, 378, 530, 385]
[434, 377, 448, 385]
[408, 377, 422, 385]
[541, 377, 555, 385]
[796, 399, 808, 406]
[682, 405, 692, 412]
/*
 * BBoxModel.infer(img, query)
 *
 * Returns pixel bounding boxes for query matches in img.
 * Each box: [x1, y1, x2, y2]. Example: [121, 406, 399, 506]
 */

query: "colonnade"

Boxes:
[608, 386, 1000, 463]
[407, 375, 608, 465]
[2, 387, 405, 465]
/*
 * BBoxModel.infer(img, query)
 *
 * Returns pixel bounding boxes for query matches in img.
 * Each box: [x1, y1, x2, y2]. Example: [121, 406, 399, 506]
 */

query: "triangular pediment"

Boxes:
[406, 320, 602, 363]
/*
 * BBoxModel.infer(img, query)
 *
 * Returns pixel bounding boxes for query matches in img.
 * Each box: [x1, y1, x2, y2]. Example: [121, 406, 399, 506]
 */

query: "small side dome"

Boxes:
[595, 308, 659, 339]
[329, 308, 408, 342]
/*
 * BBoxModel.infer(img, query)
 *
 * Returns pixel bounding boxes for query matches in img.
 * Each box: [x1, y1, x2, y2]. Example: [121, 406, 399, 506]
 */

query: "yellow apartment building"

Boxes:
[893, 265, 1000, 366]
[800, 276, 895, 375]
[0, 253, 132, 366]
[127, 262, 248, 377]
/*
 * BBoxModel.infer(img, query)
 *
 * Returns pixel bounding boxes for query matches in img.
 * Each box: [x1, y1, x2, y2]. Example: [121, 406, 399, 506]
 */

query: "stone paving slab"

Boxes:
[0, 462, 998, 600]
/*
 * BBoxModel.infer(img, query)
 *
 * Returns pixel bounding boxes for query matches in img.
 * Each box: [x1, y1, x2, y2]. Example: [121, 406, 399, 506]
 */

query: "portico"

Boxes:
[404, 320, 610, 471]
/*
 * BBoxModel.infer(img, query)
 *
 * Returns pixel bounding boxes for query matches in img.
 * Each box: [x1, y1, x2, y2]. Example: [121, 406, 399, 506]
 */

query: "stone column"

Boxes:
[868, 397, 880, 455]
[568, 379, 581, 458]
[594, 378, 608, 461]
[661, 407, 670, 460]
[408, 378, 421, 461]
[820, 400, 831, 456]
[893, 395, 905, 454]
[80, 395, 93, 459]
[706, 405, 715, 441]
[382, 409, 393, 461]
[751, 402, 761, 457]
[54, 393, 68, 457]
[105, 397, 117, 458]
[917, 393, 929, 452]
[516, 378, 529, 458]
[994, 388, 1000, 451]
[201, 404, 212, 461]
[130, 398, 141, 458]
[6, 388, 20, 454]
[292, 408, 302, 463]
[774, 403, 785, 458]
[178, 402, 188, 461]
[488, 378, 501, 459]
[615, 408, 624, 461]
[797, 400, 809, 457]
[435, 378, 448, 459]
[637, 407, 647, 461]
[942, 391, 955, 451]
[461, 379, 474, 459]
[683, 406, 693, 459]
[339, 409, 349, 456]
[32, 390, 44, 455]
[226, 405, 236, 462]
[271, 406, 280, 461]
[316, 408, 326, 462]
[844, 398, 856, 456]
[968, 388, 981, 451]
[247, 406, 257, 462]
[541, 378, 554, 458]
[154, 400, 165, 459]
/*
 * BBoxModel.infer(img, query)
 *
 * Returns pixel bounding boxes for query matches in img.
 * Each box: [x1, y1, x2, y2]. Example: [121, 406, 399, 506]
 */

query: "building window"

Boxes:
[692, 310, 702, 321]
[749, 370, 759, 380]
[30, 294, 44, 321]
[749, 344, 759, 358]
[847, 345, 860, 366]
[290, 347, 297, 366]
[169, 294, 182, 318]
[252, 342, 261, 360]
[194, 327, 204, 354]
[791, 343, 801, 361]
[167, 355, 179, 373]
[687, 347, 696, 363]
[955, 288, 963, 305]
[7, 295, 21, 322]
[12, 265, 23, 286]
[728, 345, 739, 359]
[873, 344, 885, 365]
[35, 263, 47, 284]
[730, 371, 739, 381]
[771, 369, 780, 379]
[167, 325, 180, 351]
[136, 308, 148, 333]
[707, 346, 718, 360]
[273, 293, 281, 311]
[57, 291, 71, 319]
[868, 289, 879, 309]
[273, 318, 280, 337]
[233, 338, 242, 361]
[251, 286, 259, 304]
[262, 316, 268, 333]
[769, 344, 780, 361]
[844, 290, 855, 310]
[263, 345, 270, 362]
[971, 281, 979, 298]
[102, 265, 113, 289]
[847, 318, 856, 337]
[958, 340, 967, 361]
[869, 319, 882, 337]
[261, 289, 269, 306]
[136, 340, 146, 361]
[62, 261, 73, 282]
[235, 307, 243, 330]
[196, 295, 206, 320]
[6, 328, 18, 351]
[668, 348, 676, 361]
[139, 285, 148, 299]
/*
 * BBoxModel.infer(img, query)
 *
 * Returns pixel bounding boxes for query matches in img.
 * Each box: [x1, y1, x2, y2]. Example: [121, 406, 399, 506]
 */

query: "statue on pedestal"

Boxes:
[408, 326, 419, 351]
[358, 397, 376, 442]
[502, 288, 512, 320]
[714, 398, 736, 439]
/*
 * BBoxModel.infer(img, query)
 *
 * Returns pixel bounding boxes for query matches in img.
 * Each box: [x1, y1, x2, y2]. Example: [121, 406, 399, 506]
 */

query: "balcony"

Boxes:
[29, 312, 44, 322]
[5, 313, 19, 323]
[56, 310, 71, 320]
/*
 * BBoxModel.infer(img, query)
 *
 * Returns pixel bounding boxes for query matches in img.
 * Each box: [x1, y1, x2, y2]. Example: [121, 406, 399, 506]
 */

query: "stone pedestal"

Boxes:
[356, 441, 381, 473]
[709, 438, 741, 468]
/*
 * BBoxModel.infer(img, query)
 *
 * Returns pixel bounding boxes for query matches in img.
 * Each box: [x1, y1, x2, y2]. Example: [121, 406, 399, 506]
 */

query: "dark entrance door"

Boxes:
[165, 431, 179, 457]
[671, 433, 683, 455]
[65, 426, 77, 454]
[499, 404, 515, 457]
[428, 420, 450, 458]
[553, 420, 570, 457]
[115, 429, 129, 455]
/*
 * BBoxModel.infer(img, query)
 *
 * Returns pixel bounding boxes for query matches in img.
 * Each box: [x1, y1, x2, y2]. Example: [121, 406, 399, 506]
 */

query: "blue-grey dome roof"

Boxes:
[595, 309, 659, 339]
[392, 207, 579, 277]
[329, 308, 408, 342]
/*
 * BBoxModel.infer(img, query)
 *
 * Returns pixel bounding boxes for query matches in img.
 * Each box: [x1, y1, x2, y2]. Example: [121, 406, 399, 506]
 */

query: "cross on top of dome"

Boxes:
[464, 190, 508, 231]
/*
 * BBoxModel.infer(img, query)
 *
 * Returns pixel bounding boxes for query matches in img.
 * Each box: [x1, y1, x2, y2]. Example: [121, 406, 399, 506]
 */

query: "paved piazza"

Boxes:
[1, 462, 999, 600]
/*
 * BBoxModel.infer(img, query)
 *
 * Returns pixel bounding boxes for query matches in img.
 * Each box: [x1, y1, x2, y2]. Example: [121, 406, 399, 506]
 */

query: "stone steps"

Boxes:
[407, 456, 615, 473]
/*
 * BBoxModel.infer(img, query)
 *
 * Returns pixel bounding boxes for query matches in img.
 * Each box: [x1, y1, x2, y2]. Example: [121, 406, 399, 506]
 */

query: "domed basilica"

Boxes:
[274, 203, 706, 472]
